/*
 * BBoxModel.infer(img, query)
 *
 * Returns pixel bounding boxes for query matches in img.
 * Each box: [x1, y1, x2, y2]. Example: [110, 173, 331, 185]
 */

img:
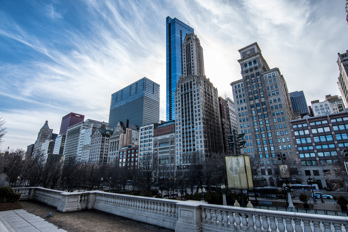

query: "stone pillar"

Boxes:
[175, 201, 204, 232]
[57, 192, 82, 212]
[87, 191, 97, 209]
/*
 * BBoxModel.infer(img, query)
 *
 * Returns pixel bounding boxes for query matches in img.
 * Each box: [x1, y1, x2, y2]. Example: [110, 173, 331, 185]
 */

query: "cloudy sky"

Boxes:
[0, 0, 347, 151]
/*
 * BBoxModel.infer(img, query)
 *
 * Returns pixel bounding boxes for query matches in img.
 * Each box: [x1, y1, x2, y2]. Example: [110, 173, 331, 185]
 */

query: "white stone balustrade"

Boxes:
[13, 187, 348, 232]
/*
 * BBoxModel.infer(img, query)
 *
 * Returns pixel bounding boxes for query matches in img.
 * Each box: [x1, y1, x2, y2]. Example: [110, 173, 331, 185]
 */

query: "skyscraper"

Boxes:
[175, 33, 223, 167]
[33, 121, 53, 157]
[337, 50, 348, 107]
[59, 112, 85, 135]
[289, 91, 309, 117]
[109, 77, 160, 128]
[231, 43, 295, 186]
[166, 17, 194, 121]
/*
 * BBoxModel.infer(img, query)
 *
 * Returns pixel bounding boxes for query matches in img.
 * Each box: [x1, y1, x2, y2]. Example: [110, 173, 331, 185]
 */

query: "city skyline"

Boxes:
[0, 0, 347, 150]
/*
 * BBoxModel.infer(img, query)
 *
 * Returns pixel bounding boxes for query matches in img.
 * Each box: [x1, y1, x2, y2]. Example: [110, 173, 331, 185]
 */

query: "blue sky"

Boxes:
[0, 0, 348, 151]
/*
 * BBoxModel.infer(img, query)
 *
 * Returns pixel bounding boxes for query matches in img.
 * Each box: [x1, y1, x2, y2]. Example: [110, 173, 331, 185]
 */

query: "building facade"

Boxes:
[53, 134, 66, 155]
[166, 17, 194, 121]
[33, 121, 53, 157]
[109, 77, 160, 128]
[226, 97, 238, 132]
[338, 51, 348, 107]
[118, 146, 139, 169]
[290, 112, 348, 189]
[138, 124, 155, 170]
[63, 119, 106, 164]
[89, 128, 113, 164]
[182, 33, 205, 77]
[231, 43, 296, 186]
[311, 94, 345, 116]
[219, 97, 232, 154]
[290, 91, 309, 118]
[153, 121, 176, 178]
[59, 112, 84, 135]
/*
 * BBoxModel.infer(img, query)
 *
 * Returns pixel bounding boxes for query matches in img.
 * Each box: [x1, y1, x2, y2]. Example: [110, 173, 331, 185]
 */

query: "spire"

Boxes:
[42, 120, 50, 129]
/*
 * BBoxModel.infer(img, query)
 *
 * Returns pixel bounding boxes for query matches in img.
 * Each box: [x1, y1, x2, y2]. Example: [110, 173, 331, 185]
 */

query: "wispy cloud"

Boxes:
[0, 0, 347, 151]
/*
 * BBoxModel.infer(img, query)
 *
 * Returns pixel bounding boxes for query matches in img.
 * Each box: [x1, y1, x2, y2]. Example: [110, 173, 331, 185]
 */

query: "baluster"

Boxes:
[269, 216, 277, 232]
[201, 208, 206, 223]
[172, 204, 176, 217]
[285, 218, 294, 232]
[206, 209, 212, 224]
[322, 222, 331, 232]
[163, 203, 167, 215]
[261, 215, 269, 231]
[235, 213, 241, 230]
[161, 202, 164, 214]
[294, 218, 303, 232]
[241, 213, 248, 231]
[167, 204, 171, 216]
[228, 211, 234, 228]
[211, 209, 217, 225]
[254, 214, 262, 232]
[302, 219, 312, 232]
[277, 217, 285, 232]
[248, 213, 255, 232]
[333, 222, 342, 232]
[217, 210, 222, 226]
[341, 223, 347, 232]
[222, 210, 228, 227]
[312, 220, 321, 232]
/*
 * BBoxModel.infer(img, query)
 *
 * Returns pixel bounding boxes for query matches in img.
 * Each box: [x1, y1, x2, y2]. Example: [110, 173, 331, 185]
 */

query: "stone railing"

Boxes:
[14, 187, 348, 232]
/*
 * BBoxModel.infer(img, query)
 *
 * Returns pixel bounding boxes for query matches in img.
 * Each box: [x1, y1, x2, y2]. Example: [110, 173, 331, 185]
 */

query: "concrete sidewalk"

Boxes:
[0, 209, 66, 232]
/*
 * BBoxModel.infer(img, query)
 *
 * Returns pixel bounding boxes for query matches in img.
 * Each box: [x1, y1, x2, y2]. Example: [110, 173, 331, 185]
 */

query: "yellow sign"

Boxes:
[225, 155, 253, 189]
[279, 164, 290, 178]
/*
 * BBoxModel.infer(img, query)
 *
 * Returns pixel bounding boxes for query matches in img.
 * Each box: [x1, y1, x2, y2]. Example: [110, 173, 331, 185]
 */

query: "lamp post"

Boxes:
[198, 187, 206, 201]
[278, 153, 294, 211]
[221, 184, 227, 205]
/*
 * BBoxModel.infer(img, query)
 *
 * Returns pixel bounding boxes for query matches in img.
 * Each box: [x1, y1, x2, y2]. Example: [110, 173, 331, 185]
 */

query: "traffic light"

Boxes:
[227, 130, 246, 156]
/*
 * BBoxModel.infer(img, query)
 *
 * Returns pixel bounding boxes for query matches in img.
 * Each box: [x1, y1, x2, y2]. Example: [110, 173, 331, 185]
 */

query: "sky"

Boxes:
[0, 0, 347, 151]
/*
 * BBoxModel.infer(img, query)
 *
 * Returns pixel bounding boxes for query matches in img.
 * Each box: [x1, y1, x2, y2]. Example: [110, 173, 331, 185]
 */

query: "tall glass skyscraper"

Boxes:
[109, 77, 160, 128]
[289, 91, 309, 116]
[166, 16, 194, 121]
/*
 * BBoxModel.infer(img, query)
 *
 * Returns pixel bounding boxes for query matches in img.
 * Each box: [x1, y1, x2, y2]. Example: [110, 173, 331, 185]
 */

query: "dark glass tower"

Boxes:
[59, 112, 85, 135]
[109, 77, 160, 128]
[289, 91, 309, 116]
[166, 16, 194, 121]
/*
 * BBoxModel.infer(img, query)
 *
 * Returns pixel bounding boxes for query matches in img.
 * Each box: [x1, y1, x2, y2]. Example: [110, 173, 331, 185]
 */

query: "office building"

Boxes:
[59, 112, 84, 135]
[338, 51, 348, 107]
[63, 119, 106, 163]
[290, 112, 348, 189]
[139, 123, 156, 170]
[89, 127, 113, 164]
[118, 146, 139, 169]
[311, 95, 345, 116]
[175, 33, 223, 167]
[166, 17, 194, 121]
[109, 77, 160, 128]
[219, 97, 232, 154]
[289, 91, 309, 117]
[53, 134, 66, 155]
[108, 121, 139, 165]
[231, 43, 296, 186]
[226, 97, 238, 132]
[33, 121, 53, 157]
[153, 121, 176, 178]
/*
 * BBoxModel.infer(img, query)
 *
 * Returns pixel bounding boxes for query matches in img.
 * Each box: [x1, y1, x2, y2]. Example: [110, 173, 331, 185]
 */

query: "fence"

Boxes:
[14, 187, 348, 232]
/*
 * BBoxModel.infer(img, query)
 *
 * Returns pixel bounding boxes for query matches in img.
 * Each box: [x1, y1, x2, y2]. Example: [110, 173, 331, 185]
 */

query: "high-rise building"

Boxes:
[218, 97, 232, 153]
[138, 123, 156, 170]
[338, 51, 348, 107]
[89, 127, 113, 164]
[166, 17, 194, 121]
[290, 111, 348, 189]
[182, 33, 205, 77]
[33, 121, 53, 157]
[109, 77, 160, 128]
[289, 91, 309, 117]
[59, 113, 85, 135]
[311, 94, 345, 116]
[226, 97, 238, 132]
[153, 121, 176, 177]
[231, 43, 296, 186]
[63, 119, 106, 163]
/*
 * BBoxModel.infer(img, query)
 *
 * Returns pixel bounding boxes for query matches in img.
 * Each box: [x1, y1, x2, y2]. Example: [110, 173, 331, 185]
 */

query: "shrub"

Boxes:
[337, 196, 348, 207]
[299, 193, 308, 203]
[0, 186, 20, 202]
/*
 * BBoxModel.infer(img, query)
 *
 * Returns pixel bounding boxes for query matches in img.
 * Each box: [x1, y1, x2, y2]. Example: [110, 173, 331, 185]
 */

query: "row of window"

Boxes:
[301, 159, 337, 166]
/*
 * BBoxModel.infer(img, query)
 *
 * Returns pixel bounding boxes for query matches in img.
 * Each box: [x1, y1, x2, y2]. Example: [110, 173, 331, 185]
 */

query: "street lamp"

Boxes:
[221, 184, 227, 205]
[198, 187, 206, 201]
[278, 153, 294, 211]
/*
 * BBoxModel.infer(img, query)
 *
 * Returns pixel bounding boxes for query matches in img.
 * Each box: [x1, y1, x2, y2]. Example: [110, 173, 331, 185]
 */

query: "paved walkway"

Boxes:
[0, 209, 66, 232]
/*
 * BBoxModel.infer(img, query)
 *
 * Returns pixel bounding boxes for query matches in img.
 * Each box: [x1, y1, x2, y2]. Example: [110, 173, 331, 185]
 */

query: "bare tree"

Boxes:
[0, 117, 6, 144]
[325, 154, 348, 190]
